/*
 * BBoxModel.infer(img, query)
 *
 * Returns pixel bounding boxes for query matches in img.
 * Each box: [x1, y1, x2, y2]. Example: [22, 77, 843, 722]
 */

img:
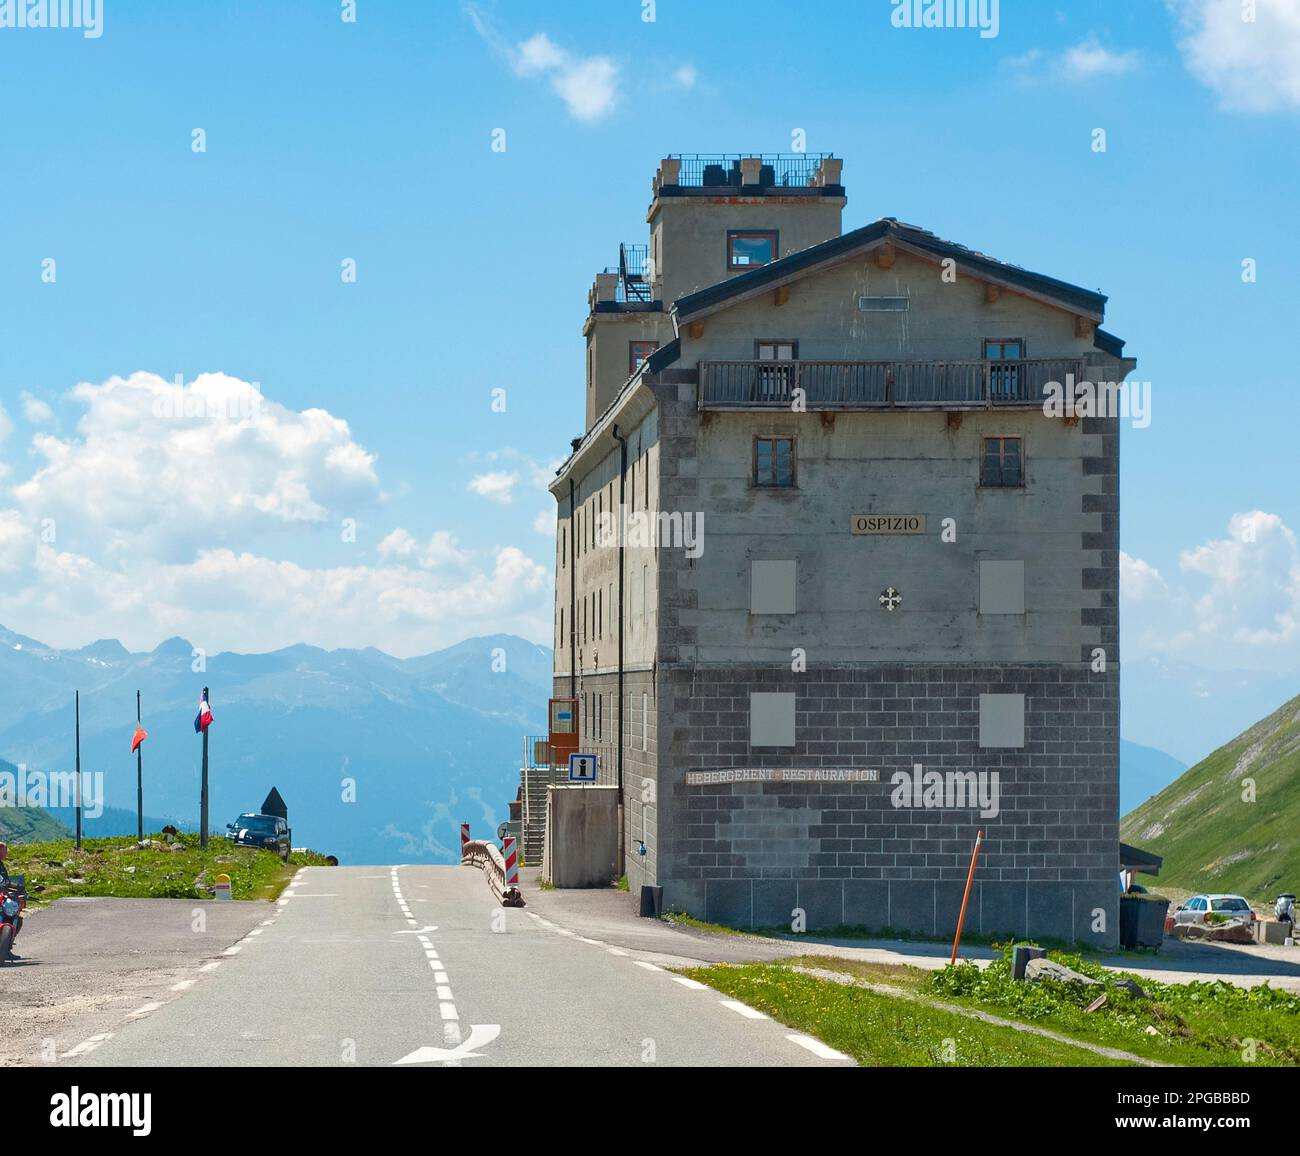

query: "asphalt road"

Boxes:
[1, 896, 267, 1066]
[65, 866, 851, 1067]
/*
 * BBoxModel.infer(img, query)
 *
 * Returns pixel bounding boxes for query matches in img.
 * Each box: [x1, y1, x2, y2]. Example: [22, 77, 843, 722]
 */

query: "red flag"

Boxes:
[131, 722, 148, 753]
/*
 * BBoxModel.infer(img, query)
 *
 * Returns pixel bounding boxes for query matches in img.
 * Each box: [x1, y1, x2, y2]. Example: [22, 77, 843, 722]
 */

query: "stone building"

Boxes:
[548, 153, 1135, 945]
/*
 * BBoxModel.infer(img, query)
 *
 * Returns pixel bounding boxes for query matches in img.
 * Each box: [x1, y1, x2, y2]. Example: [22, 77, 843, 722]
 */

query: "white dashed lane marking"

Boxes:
[391, 866, 465, 1050]
[63, 1033, 112, 1058]
[785, 1034, 853, 1061]
[525, 908, 854, 1063]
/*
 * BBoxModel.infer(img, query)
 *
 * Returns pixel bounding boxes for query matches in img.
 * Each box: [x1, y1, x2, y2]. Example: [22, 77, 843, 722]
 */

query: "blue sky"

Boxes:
[0, 1, 1296, 721]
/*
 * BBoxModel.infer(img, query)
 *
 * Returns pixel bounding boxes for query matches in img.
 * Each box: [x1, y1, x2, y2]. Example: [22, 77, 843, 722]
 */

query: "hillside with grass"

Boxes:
[1121, 690, 1300, 900]
[0, 757, 72, 843]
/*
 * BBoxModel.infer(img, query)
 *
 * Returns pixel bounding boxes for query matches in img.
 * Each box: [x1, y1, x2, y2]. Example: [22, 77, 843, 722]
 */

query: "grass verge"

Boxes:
[9, 833, 333, 903]
[680, 963, 1128, 1066]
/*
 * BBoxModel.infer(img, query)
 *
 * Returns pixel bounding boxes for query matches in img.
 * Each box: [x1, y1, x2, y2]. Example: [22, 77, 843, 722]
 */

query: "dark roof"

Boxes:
[673, 218, 1109, 322]
[1094, 327, 1126, 358]
[644, 337, 681, 373]
[1120, 842, 1163, 875]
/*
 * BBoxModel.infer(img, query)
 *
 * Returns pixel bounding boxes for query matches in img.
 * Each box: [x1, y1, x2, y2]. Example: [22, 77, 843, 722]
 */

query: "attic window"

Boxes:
[630, 340, 658, 374]
[727, 230, 777, 270]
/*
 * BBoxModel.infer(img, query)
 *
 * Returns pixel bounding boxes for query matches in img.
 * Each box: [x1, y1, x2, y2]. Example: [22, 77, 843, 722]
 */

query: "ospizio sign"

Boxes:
[851, 514, 926, 535]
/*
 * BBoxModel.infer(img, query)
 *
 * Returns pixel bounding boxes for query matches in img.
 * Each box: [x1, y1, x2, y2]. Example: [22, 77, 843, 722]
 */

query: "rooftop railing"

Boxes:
[667, 153, 835, 189]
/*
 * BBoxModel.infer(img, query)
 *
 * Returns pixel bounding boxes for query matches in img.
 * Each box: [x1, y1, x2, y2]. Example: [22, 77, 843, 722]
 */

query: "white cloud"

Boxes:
[9, 371, 379, 562]
[0, 402, 11, 442]
[515, 32, 568, 76]
[20, 392, 54, 424]
[0, 371, 554, 655]
[466, 7, 619, 123]
[1120, 551, 1168, 601]
[0, 510, 28, 573]
[532, 508, 556, 536]
[1122, 511, 1300, 671]
[1006, 36, 1140, 82]
[0, 538, 550, 658]
[378, 527, 471, 569]
[1179, 511, 1299, 645]
[468, 470, 519, 505]
[1169, 0, 1300, 112]
[672, 63, 698, 90]
[1061, 36, 1141, 79]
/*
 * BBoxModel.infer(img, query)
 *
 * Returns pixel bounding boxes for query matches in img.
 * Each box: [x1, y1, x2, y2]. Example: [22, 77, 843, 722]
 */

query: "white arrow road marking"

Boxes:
[393, 925, 439, 935]
[394, 1025, 501, 1065]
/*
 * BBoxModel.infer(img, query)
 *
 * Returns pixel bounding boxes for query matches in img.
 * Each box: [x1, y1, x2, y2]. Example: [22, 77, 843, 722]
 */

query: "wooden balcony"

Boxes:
[698, 358, 1086, 410]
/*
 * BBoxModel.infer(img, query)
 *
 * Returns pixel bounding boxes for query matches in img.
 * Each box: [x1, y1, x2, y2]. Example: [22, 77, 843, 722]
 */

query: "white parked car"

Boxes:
[1172, 893, 1257, 926]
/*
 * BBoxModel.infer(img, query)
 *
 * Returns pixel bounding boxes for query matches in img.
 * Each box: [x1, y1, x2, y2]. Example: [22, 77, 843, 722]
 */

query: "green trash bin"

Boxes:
[1120, 894, 1169, 950]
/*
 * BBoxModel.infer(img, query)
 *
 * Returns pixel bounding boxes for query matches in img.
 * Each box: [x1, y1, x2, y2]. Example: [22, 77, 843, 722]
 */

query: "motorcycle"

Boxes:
[0, 874, 26, 962]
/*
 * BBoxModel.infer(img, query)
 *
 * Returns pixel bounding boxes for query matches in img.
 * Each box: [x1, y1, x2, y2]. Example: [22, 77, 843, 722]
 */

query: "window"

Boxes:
[754, 436, 796, 488]
[756, 340, 796, 361]
[630, 340, 658, 374]
[983, 338, 1024, 360]
[983, 338, 1024, 398]
[727, 230, 778, 270]
[559, 607, 564, 649]
[560, 526, 566, 567]
[597, 588, 602, 639]
[981, 436, 1024, 488]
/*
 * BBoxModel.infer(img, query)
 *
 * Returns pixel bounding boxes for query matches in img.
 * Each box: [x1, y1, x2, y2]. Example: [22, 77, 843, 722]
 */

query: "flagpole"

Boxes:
[200, 686, 210, 849]
[136, 689, 144, 842]
[75, 690, 82, 851]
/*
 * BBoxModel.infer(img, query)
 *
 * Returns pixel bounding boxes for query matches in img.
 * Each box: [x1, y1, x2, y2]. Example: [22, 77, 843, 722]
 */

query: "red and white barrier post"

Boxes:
[503, 836, 519, 889]
[460, 822, 470, 860]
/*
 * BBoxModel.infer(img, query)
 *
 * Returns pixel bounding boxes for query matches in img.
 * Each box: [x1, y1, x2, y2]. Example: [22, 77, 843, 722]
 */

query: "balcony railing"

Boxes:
[698, 358, 1085, 410]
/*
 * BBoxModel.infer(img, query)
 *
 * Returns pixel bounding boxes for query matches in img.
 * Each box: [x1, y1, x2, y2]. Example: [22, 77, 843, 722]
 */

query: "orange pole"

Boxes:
[950, 829, 984, 965]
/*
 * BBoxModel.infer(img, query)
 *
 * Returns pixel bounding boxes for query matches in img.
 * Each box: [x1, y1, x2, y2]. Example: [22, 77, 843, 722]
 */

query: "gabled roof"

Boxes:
[672, 218, 1109, 324]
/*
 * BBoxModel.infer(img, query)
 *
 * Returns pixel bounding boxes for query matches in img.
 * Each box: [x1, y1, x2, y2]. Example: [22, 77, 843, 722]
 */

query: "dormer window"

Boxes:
[727, 230, 778, 270]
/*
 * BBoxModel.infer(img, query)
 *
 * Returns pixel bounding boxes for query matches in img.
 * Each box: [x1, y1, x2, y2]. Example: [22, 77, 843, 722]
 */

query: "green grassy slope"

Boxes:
[1121, 691, 1300, 899]
[0, 756, 72, 842]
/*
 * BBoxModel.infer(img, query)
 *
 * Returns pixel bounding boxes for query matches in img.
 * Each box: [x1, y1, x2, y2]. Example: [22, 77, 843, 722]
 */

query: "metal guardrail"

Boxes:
[698, 358, 1085, 409]
[462, 839, 523, 907]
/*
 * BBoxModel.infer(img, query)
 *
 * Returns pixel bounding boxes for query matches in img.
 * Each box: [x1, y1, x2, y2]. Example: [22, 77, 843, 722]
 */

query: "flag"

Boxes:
[194, 688, 213, 734]
[131, 722, 148, 753]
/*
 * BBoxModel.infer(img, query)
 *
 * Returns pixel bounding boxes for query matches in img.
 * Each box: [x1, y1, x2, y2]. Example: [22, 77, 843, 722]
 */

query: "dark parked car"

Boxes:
[225, 812, 291, 860]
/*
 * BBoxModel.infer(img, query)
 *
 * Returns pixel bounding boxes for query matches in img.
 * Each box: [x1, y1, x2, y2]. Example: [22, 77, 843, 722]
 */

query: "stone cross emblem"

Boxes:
[879, 587, 902, 612]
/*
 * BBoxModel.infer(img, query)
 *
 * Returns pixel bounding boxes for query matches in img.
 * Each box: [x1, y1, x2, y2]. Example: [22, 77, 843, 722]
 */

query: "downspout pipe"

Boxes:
[611, 425, 628, 879]
[568, 477, 577, 700]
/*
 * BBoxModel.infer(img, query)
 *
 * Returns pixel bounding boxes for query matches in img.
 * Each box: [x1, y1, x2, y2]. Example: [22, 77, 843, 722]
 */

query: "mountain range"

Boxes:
[0, 626, 552, 864]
